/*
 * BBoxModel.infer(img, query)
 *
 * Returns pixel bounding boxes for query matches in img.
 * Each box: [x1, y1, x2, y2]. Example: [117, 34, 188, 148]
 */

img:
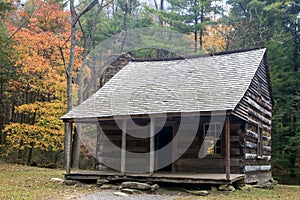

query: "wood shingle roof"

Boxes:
[61, 48, 266, 120]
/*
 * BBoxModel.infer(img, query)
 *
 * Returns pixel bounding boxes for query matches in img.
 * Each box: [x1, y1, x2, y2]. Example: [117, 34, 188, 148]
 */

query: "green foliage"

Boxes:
[227, 0, 300, 175]
[155, 0, 223, 51]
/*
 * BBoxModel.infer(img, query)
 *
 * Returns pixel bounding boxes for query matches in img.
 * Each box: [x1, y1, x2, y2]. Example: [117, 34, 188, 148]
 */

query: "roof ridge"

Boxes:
[132, 47, 266, 62]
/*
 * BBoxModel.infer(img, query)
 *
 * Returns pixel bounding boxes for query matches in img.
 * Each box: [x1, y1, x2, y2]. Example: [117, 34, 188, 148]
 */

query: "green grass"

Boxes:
[0, 163, 299, 200]
[0, 163, 98, 200]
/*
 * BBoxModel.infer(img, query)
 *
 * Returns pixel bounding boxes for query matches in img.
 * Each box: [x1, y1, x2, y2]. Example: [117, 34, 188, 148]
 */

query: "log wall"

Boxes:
[173, 116, 244, 174]
[233, 55, 273, 183]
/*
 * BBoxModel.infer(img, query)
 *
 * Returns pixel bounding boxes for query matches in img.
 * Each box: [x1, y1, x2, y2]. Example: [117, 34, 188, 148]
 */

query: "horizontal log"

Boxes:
[232, 109, 248, 121]
[248, 108, 271, 125]
[245, 154, 271, 161]
[245, 141, 257, 149]
[245, 153, 257, 160]
[247, 97, 272, 117]
[246, 129, 258, 139]
[244, 165, 271, 172]
[263, 146, 271, 152]
[244, 159, 271, 166]
[231, 148, 240, 155]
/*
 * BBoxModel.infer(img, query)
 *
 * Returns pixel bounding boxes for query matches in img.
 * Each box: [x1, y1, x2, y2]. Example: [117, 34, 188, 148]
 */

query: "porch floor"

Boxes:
[65, 171, 245, 185]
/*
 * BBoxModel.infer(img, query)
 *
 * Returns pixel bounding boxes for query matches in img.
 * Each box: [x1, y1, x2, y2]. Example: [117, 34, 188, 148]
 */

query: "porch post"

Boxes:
[64, 122, 73, 174]
[150, 117, 155, 176]
[96, 123, 101, 169]
[121, 120, 127, 175]
[225, 115, 231, 180]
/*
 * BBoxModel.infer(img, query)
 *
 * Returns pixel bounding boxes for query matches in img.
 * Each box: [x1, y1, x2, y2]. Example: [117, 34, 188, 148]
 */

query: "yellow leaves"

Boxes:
[202, 24, 232, 53]
[4, 100, 66, 153]
[188, 23, 232, 53]
[4, 122, 64, 153]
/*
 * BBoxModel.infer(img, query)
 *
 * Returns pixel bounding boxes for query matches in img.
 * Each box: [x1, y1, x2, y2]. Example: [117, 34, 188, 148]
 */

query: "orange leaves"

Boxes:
[7, 0, 82, 98]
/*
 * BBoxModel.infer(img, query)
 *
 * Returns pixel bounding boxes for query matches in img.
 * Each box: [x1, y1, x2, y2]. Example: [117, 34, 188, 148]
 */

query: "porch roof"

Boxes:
[61, 48, 266, 120]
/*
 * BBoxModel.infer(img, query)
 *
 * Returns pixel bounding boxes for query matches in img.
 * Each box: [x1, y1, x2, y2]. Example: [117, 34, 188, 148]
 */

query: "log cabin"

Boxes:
[61, 48, 273, 185]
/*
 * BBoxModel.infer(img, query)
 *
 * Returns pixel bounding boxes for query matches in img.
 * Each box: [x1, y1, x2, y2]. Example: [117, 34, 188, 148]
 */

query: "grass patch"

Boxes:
[0, 163, 299, 200]
[0, 163, 98, 200]
[175, 184, 300, 200]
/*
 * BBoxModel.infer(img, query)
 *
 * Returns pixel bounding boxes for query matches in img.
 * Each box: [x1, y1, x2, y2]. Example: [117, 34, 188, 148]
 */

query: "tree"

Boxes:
[1, 0, 79, 165]
[0, 0, 15, 148]
[226, 0, 300, 176]
[157, 0, 222, 52]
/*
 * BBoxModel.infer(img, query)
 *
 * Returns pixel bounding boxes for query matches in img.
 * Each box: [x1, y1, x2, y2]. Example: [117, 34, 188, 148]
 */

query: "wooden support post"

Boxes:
[95, 123, 101, 169]
[121, 120, 127, 175]
[225, 116, 231, 180]
[150, 117, 155, 176]
[64, 122, 73, 174]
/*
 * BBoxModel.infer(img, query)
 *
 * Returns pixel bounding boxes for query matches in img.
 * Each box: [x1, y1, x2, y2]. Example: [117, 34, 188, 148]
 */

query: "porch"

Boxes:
[65, 171, 245, 185]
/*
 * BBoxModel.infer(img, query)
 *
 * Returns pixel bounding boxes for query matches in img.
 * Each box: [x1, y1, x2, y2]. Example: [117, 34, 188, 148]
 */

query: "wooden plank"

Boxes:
[64, 122, 73, 174]
[121, 120, 127, 175]
[150, 117, 155, 175]
[226, 116, 230, 180]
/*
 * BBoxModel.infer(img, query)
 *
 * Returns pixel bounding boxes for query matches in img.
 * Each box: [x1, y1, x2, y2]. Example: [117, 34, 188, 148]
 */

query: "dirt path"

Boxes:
[80, 190, 179, 200]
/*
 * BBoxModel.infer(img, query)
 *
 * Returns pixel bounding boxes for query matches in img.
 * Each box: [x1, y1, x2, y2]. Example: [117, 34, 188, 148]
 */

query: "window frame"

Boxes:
[203, 122, 223, 156]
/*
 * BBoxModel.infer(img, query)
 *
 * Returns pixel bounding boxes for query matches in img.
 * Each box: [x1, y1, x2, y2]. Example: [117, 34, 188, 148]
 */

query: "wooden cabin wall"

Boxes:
[97, 120, 150, 172]
[233, 55, 273, 183]
[173, 116, 244, 174]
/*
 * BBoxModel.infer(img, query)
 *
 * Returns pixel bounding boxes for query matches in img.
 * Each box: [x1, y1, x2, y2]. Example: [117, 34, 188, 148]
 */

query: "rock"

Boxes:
[121, 181, 152, 190]
[64, 180, 79, 186]
[253, 184, 263, 188]
[100, 184, 111, 190]
[211, 186, 218, 192]
[50, 178, 64, 183]
[151, 184, 160, 191]
[239, 184, 252, 191]
[218, 184, 235, 192]
[270, 178, 278, 185]
[261, 181, 274, 189]
[97, 179, 109, 186]
[253, 181, 274, 189]
[186, 190, 209, 196]
[121, 188, 142, 194]
[113, 192, 128, 197]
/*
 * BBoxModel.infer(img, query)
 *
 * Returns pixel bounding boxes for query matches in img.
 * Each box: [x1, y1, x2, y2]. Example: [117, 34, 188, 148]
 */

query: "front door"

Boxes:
[155, 126, 173, 171]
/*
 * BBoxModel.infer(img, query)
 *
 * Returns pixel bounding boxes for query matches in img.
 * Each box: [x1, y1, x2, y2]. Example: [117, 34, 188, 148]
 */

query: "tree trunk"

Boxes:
[199, 6, 204, 51]
[71, 1, 105, 169]
[27, 145, 34, 165]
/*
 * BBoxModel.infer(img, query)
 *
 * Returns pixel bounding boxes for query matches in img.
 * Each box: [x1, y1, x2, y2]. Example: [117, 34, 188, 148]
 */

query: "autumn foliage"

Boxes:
[1, 0, 82, 165]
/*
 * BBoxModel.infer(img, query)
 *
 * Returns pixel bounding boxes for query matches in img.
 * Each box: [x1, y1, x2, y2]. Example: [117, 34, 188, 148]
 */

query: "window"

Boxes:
[257, 124, 263, 157]
[204, 123, 222, 155]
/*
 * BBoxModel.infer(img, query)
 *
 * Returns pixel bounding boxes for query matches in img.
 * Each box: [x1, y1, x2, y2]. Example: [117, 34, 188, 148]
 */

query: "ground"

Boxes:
[0, 163, 299, 200]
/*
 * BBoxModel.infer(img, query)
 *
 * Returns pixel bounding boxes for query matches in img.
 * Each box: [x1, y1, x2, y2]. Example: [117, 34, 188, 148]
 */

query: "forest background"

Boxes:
[0, 0, 299, 184]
